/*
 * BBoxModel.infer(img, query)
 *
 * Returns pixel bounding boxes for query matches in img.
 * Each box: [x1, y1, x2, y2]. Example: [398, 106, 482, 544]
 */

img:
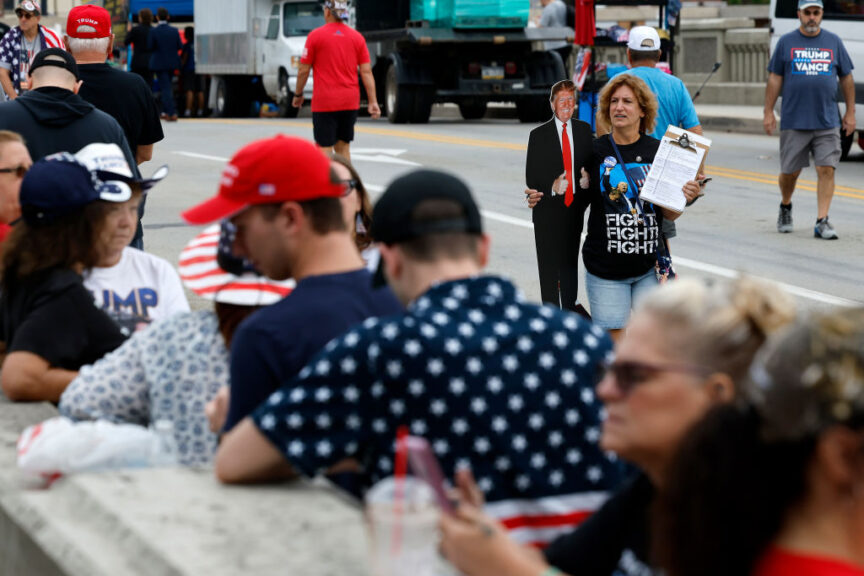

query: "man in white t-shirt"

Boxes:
[75, 143, 188, 334]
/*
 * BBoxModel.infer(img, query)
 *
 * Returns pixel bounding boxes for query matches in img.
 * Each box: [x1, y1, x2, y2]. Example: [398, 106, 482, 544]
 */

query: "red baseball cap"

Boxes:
[66, 4, 111, 39]
[181, 135, 344, 225]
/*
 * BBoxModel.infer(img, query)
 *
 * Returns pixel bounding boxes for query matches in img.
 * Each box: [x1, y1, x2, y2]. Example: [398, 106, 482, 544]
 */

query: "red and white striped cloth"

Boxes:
[41, 26, 65, 50]
[178, 224, 294, 306]
[485, 491, 609, 547]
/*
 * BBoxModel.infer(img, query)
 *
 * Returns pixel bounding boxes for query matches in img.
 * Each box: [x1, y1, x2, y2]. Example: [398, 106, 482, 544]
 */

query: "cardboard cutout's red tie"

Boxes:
[562, 123, 574, 207]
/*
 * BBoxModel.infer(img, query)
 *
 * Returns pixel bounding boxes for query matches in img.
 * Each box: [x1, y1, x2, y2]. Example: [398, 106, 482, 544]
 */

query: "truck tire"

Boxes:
[278, 72, 299, 119]
[459, 100, 487, 120]
[215, 76, 252, 118]
[516, 96, 548, 123]
[412, 86, 433, 124]
[385, 64, 415, 124]
[841, 128, 854, 160]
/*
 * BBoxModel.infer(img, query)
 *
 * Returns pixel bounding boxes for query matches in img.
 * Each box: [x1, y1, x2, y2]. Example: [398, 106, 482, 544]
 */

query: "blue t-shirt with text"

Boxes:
[768, 28, 853, 130]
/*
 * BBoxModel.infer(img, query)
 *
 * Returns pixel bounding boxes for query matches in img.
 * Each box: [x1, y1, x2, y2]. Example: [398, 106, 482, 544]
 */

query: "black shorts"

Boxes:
[181, 72, 204, 93]
[312, 109, 359, 147]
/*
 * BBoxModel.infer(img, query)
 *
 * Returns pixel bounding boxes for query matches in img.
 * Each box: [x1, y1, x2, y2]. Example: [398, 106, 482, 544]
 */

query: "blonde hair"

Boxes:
[636, 277, 796, 385]
[0, 130, 24, 148]
[595, 74, 658, 136]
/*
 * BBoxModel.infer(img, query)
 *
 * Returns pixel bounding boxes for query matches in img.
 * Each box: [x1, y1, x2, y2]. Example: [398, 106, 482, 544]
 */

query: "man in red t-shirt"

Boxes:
[0, 130, 32, 244]
[292, 0, 381, 161]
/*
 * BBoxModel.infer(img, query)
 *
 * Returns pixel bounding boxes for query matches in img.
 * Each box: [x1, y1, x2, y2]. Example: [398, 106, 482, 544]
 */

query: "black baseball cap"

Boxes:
[29, 48, 80, 81]
[372, 169, 483, 245]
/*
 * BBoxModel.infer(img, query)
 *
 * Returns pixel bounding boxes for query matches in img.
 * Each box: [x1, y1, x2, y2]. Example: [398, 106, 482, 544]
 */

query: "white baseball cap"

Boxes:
[627, 26, 661, 51]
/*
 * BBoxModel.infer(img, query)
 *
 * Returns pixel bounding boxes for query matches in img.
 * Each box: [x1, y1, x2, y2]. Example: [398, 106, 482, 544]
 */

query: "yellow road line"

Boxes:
[193, 118, 527, 150]
[706, 165, 864, 199]
[191, 118, 864, 199]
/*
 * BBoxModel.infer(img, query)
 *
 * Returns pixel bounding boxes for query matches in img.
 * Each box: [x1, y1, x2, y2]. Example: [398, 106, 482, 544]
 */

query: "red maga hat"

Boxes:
[181, 135, 344, 225]
[67, 4, 112, 39]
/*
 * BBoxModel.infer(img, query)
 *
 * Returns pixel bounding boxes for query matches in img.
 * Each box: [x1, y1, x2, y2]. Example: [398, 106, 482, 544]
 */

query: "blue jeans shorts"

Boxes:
[585, 268, 659, 330]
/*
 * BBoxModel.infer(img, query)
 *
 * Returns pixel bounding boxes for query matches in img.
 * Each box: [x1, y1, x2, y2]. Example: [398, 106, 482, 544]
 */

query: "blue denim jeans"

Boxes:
[585, 268, 658, 330]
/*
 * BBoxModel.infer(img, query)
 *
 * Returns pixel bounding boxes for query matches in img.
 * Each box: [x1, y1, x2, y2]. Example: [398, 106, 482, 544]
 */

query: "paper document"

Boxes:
[639, 126, 711, 213]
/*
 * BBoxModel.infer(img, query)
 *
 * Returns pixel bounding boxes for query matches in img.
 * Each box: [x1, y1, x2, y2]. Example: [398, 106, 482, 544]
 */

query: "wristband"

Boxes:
[539, 567, 563, 576]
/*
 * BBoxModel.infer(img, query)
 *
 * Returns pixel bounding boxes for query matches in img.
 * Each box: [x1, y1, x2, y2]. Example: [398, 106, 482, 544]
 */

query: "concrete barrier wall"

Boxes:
[0, 396, 372, 576]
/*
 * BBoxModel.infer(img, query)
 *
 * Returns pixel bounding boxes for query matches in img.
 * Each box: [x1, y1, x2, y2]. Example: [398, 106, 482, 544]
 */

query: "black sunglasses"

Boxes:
[341, 179, 358, 196]
[17, 11, 36, 19]
[599, 359, 709, 395]
[0, 165, 28, 178]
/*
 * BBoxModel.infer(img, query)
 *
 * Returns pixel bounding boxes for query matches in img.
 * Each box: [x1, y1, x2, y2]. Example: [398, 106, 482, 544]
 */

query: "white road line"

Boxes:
[172, 150, 859, 307]
[174, 151, 230, 162]
[479, 209, 860, 307]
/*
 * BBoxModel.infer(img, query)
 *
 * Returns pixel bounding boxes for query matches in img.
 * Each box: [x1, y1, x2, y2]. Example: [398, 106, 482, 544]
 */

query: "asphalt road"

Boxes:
[140, 108, 864, 312]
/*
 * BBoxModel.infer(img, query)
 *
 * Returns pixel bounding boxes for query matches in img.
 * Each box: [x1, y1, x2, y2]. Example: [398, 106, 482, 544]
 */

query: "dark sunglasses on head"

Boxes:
[0, 165, 28, 178]
[341, 179, 358, 196]
[599, 359, 709, 395]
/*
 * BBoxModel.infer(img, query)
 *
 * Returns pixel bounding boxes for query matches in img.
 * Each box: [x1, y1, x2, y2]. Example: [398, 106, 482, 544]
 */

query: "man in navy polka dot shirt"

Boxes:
[215, 169, 622, 546]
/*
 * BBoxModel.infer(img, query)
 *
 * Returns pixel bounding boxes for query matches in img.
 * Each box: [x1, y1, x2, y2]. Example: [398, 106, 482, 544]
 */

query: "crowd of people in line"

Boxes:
[0, 1, 861, 575]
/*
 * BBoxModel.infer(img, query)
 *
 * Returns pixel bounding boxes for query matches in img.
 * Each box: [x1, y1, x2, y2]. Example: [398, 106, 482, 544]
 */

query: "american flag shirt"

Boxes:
[0, 25, 65, 98]
[252, 275, 622, 546]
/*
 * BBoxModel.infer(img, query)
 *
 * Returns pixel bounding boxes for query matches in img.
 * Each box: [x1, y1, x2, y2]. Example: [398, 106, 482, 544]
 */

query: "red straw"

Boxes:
[391, 426, 410, 559]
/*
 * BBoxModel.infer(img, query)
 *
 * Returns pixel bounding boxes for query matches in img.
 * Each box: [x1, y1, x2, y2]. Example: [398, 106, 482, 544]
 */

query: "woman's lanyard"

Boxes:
[608, 135, 647, 222]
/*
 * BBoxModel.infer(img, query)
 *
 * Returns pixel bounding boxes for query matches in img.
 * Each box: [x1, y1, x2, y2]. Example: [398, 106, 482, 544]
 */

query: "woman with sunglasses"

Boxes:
[0, 130, 32, 243]
[439, 276, 794, 576]
[659, 308, 864, 576]
[330, 153, 376, 265]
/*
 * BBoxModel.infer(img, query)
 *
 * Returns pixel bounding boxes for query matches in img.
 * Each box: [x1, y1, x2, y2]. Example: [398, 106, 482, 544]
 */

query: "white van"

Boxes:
[769, 0, 864, 157]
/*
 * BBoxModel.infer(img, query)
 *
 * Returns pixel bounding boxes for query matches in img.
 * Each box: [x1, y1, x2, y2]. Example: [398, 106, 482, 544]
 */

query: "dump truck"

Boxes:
[194, 0, 323, 117]
[357, 0, 574, 123]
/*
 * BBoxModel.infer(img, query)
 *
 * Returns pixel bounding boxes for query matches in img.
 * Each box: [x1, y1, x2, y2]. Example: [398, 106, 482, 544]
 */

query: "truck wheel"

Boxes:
[278, 72, 299, 119]
[841, 129, 854, 160]
[412, 87, 433, 124]
[385, 64, 414, 124]
[215, 77, 229, 118]
[516, 96, 548, 123]
[459, 100, 487, 120]
[215, 76, 252, 118]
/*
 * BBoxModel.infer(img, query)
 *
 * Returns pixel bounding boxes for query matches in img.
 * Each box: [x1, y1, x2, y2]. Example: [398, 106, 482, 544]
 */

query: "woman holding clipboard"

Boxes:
[579, 74, 704, 339]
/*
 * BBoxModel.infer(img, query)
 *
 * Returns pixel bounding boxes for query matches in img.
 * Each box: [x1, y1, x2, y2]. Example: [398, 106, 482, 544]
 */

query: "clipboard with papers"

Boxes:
[639, 126, 712, 213]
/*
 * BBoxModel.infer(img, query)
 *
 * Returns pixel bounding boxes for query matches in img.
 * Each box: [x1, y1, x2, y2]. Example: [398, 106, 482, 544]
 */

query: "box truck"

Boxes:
[194, 0, 322, 117]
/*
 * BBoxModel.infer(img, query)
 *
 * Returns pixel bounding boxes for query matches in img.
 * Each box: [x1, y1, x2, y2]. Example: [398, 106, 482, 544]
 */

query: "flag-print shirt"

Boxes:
[252, 275, 622, 545]
[0, 25, 65, 98]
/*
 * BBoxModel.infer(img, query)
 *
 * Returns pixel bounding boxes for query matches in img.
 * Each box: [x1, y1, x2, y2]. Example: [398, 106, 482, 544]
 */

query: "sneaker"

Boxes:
[777, 203, 793, 233]
[814, 217, 839, 240]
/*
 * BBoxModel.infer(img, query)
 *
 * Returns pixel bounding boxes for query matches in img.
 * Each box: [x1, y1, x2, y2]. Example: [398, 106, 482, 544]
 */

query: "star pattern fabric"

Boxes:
[252, 276, 622, 545]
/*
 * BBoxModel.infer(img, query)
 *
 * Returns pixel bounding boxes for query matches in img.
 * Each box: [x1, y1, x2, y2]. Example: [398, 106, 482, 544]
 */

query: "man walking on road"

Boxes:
[764, 0, 854, 240]
[291, 0, 381, 161]
[525, 80, 591, 314]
